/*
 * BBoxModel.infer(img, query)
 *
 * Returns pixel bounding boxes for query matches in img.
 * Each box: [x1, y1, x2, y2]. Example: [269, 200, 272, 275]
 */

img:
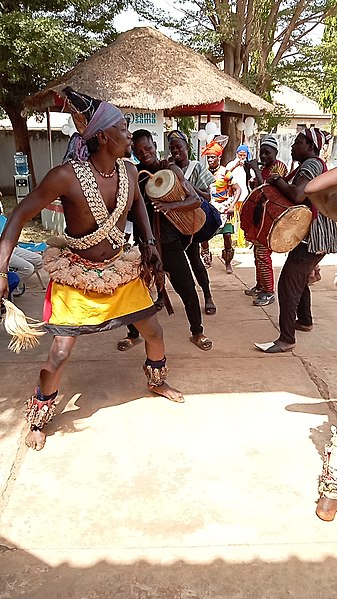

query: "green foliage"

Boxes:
[319, 16, 337, 126]
[0, 0, 127, 177]
[0, 1, 126, 109]
[256, 102, 293, 133]
[131, 0, 337, 100]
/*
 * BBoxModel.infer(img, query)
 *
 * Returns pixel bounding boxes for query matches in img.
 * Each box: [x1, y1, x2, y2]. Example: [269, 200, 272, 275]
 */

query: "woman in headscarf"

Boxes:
[167, 129, 217, 314]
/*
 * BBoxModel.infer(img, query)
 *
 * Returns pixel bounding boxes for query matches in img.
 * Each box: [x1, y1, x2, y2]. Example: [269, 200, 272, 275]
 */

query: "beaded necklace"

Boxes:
[89, 158, 116, 179]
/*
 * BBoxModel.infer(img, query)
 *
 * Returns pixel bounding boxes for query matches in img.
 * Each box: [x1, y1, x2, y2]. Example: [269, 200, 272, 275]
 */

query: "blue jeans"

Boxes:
[8, 271, 20, 300]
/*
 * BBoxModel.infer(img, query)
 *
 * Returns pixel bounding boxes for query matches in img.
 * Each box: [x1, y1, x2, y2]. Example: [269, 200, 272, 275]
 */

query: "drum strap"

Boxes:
[153, 213, 174, 316]
[184, 161, 198, 181]
[284, 158, 327, 220]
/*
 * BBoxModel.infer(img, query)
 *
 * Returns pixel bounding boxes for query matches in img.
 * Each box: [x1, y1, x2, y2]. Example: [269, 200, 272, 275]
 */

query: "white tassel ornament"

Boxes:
[1, 299, 46, 353]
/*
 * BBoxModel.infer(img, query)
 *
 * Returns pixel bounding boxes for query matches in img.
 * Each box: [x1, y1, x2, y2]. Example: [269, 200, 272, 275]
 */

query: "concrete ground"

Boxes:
[1, 250, 337, 598]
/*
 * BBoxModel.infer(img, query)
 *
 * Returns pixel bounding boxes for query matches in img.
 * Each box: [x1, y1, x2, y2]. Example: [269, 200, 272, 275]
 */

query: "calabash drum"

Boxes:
[240, 184, 312, 252]
[145, 169, 206, 236]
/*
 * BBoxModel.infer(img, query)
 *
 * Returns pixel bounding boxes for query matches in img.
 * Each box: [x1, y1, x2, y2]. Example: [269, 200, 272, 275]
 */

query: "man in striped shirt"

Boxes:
[255, 127, 337, 354]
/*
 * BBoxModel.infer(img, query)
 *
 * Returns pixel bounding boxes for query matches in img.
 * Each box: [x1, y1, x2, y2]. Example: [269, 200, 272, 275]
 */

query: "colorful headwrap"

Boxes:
[167, 130, 189, 145]
[236, 144, 251, 159]
[201, 141, 224, 157]
[62, 87, 124, 162]
[301, 127, 332, 152]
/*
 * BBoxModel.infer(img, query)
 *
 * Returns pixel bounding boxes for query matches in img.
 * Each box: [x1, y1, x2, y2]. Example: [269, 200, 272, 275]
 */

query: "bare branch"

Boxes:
[272, 0, 307, 67]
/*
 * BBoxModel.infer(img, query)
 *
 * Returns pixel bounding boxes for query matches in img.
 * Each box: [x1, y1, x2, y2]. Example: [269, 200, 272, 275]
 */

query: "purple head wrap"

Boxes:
[63, 101, 124, 163]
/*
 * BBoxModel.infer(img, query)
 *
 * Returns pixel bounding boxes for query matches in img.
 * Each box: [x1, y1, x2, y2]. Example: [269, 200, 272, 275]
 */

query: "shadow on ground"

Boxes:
[1, 538, 337, 599]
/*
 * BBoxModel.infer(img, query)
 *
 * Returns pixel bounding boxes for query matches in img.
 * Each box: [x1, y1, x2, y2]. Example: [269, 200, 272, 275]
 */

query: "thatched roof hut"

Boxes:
[25, 27, 273, 115]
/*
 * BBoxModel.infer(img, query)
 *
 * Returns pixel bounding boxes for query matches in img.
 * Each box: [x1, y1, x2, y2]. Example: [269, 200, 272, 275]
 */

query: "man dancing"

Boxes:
[255, 127, 337, 354]
[0, 88, 184, 451]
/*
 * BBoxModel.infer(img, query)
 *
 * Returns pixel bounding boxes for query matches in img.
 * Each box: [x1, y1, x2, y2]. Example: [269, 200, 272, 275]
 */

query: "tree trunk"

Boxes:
[3, 103, 36, 187]
[220, 113, 241, 165]
[222, 42, 236, 78]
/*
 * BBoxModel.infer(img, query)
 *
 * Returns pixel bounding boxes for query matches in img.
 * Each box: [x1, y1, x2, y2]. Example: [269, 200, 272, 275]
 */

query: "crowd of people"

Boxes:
[1, 87, 337, 522]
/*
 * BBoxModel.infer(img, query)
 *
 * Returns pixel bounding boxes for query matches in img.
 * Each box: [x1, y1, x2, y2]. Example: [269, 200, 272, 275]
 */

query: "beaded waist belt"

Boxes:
[43, 245, 142, 295]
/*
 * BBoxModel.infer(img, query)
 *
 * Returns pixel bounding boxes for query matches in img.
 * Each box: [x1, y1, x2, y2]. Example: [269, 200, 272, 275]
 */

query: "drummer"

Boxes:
[245, 135, 288, 306]
[167, 129, 217, 314]
[255, 127, 337, 354]
[117, 128, 213, 352]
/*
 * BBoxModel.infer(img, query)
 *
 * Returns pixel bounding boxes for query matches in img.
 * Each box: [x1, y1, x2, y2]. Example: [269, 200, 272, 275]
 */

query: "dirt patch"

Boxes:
[1, 195, 52, 242]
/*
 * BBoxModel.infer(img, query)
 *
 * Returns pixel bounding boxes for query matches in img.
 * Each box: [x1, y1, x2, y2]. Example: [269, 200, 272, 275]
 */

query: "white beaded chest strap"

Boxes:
[63, 158, 128, 250]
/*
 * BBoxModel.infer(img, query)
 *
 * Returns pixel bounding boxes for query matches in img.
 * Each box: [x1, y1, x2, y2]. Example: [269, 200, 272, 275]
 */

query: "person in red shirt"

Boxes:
[245, 135, 288, 306]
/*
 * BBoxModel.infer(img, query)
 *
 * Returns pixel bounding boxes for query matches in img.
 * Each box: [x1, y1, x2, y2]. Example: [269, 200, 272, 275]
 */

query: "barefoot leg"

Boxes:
[25, 336, 76, 450]
[135, 314, 184, 402]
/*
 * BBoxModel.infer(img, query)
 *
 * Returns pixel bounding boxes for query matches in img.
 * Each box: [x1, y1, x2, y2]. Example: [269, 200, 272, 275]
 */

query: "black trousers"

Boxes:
[184, 240, 211, 300]
[127, 239, 203, 338]
[278, 243, 323, 345]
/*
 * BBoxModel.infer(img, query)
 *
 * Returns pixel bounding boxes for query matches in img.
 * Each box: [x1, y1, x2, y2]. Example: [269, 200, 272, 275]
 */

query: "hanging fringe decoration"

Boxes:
[1, 299, 46, 353]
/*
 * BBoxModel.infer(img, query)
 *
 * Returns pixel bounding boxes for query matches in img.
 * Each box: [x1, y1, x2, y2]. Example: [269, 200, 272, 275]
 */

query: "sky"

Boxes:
[114, 3, 324, 44]
[113, 0, 181, 33]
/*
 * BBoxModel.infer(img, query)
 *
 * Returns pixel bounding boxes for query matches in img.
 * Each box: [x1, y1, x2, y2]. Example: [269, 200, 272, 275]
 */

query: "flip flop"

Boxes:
[205, 299, 216, 315]
[190, 335, 213, 351]
[117, 337, 142, 351]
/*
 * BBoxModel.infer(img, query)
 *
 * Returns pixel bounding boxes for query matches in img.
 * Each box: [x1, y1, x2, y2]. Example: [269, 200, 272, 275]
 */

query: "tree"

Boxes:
[133, 0, 337, 96]
[132, 0, 337, 156]
[0, 1, 126, 184]
[319, 15, 337, 128]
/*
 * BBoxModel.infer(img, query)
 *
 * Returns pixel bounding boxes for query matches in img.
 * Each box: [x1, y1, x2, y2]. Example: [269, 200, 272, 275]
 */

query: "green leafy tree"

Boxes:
[132, 0, 337, 156]
[320, 15, 337, 128]
[256, 102, 293, 133]
[0, 1, 126, 184]
[133, 0, 337, 96]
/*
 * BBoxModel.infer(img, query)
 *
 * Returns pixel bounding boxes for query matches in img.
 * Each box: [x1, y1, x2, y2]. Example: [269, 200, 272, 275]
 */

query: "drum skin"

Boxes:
[145, 169, 206, 236]
[240, 184, 312, 252]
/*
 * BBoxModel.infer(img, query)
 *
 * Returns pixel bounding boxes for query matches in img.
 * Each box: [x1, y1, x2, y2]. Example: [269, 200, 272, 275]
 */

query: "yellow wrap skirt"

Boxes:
[43, 277, 156, 336]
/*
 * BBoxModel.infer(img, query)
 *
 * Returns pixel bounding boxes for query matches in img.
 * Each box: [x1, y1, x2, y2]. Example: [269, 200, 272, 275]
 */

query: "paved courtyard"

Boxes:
[1, 251, 337, 598]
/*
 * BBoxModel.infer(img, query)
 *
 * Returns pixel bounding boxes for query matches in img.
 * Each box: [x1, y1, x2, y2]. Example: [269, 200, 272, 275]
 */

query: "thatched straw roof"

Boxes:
[25, 27, 273, 114]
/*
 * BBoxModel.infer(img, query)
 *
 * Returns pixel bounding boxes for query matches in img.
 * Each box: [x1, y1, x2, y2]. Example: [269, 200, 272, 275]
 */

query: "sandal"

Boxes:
[205, 299, 216, 315]
[117, 336, 141, 351]
[189, 334, 213, 351]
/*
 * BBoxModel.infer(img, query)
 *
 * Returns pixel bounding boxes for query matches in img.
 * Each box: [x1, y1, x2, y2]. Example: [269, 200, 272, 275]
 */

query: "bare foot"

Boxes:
[316, 496, 337, 521]
[25, 428, 46, 451]
[148, 382, 185, 403]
